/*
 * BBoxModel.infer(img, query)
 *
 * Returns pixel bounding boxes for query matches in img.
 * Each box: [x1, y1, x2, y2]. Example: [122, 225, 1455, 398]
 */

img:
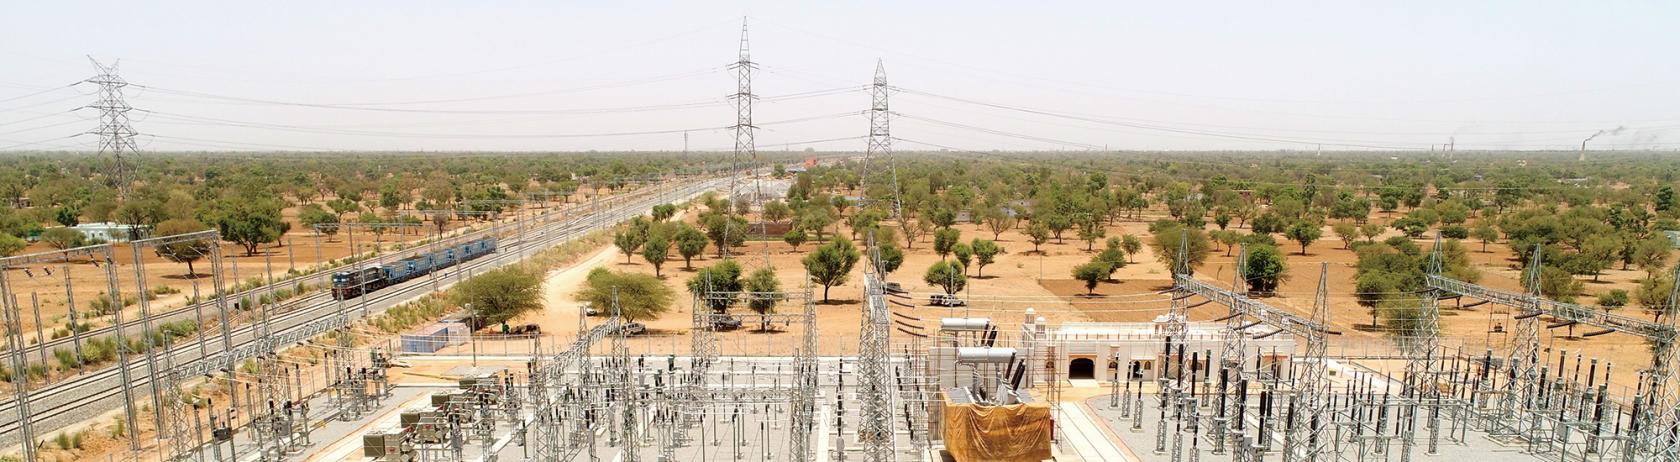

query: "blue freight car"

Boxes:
[331, 236, 499, 300]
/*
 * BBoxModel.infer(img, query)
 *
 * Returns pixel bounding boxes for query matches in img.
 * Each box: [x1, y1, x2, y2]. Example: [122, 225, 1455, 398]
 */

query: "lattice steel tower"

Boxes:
[85, 57, 140, 199]
[859, 60, 903, 220]
[1500, 244, 1544, 438]
[720, 17, 756, 261]
[1296, 264, 1334, 462]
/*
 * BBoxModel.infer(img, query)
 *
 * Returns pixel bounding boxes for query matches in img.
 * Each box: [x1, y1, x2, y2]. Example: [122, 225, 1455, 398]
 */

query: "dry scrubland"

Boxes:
[520, 197, 1673, 394]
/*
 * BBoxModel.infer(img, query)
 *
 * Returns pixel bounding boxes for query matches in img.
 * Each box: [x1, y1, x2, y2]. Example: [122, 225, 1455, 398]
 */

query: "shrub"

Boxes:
[1439, 224, 1469, 239]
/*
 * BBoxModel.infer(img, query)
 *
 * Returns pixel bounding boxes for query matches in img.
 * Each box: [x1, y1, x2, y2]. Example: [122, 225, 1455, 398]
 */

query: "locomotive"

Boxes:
[331, 237, 498, 300]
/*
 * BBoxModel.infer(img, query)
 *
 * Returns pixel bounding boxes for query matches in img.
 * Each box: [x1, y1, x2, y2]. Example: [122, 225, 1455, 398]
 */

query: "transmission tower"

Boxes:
[788, 274, 819, 460]
[858, 271, 895, 462]
[859, 60, 903, 220]
[1405, 236, 1447, 456]
[1644, 264, 1680, 459]
[85, 57, 140, 199]
[1295, 264, 1332, 462]
[1499, 244, 1544, 439]
[723, 18, 756, 260]
[1218, 244, 1249, 453]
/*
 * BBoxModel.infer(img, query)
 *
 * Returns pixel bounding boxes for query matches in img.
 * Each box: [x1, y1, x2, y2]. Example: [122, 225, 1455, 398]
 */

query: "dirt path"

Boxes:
[531, 243, 620, 335]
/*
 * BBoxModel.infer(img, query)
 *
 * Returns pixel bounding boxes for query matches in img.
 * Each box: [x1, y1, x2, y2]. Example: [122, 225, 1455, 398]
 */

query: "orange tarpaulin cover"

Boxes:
[942, 394, 1053, 462]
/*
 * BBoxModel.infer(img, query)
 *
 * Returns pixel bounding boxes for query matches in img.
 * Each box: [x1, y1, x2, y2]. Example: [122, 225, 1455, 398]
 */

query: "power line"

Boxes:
[895, 112, 1102, 149]
[0, 83, 80, 105]
[136, 109, 859, 140]
[894, 87, 1431, 150]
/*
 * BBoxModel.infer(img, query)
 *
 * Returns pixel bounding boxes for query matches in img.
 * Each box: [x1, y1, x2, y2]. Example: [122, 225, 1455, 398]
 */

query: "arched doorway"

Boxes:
[1069, 358, 1096, 380]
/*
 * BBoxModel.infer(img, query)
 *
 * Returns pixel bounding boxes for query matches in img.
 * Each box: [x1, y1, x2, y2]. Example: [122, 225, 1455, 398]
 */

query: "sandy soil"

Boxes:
[509, 201, 1671, 393]
[1, 194, 613, 346]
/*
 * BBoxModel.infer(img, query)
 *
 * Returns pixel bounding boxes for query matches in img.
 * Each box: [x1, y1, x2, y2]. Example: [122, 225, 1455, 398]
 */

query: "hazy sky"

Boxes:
[3, 1, 1678, 152]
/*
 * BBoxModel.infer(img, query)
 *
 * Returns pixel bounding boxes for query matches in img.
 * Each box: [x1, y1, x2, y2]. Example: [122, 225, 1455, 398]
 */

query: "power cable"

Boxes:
[894, 87, 1430, 150]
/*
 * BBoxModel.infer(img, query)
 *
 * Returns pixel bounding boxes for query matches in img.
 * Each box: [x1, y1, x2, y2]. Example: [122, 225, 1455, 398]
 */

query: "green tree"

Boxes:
[970, 239, 1002, 278]
[688, 260, 744, 313]
[933, 228, 961, 259]
[452, 266, 542, 326]
[1597, 289, 1629, 312]
[299, 204, 340, 241]
[1637, 274, 1676, 321]
[763, 201, 792, 223]
[803, 236, 861, 302]
[899, 216, 929, 250]
[1391, 216, 1428, 238]
[1524, 264, 1583, 303]
[800, 208, 835, 241]
[1094, 238, 1127, 278]
[782, 229, 809, 252]
[1071, 262, 1108, 295]
[153, 219, 213, 278]
[40, 227, 86, 250]
[1360, 221, 1385, 243]
[614, 229, 646, 264]
[703, 213, 748, 257]
[1043, 214, 1073, 243]
[0, 234, 23, 257]
[929, 208, 957, 229]
[1149, 224, 1212, 275]
[951, 242, 973, 274]
[1632, 235, 1673, 279]
[870, 243, 906, 278]
[53, 206, 79, 227]
[1471, 222, 1499, 252]
[651, 203, 677, 221]
[1243, 245, 1288, 295]
[743, 268, 782, 331]
[1119, 234, 1143, 263]
[673, 224, 708, 269]
[1077, 217, 1106, 251]
[1285, 221, 1323, 255]
[1332, 222, 1359, 249]
[1025, 222, 1051, 254]
[577, 268, 673, 324]
[641, 235, 670, 277]
[1251, 212, 1288, 235]
[982, 208, 1017, 240]
[924, 260, 968, 295]
[205, 197, 286, 256]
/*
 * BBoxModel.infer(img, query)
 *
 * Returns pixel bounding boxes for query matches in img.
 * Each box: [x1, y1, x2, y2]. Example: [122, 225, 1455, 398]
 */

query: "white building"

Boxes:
[928, 309, 1298, 391]
[71, 222, 147, 242]
[1019, 311, 1296, 384]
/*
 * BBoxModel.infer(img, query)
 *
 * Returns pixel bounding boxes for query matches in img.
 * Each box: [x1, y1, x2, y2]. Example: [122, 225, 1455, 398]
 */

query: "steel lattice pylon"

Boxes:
[1403, 236, 1447, 456]
[1643, 265, 1680, 460]
[1499, 245, 1544, 439]
[858, 60, 904, 222]
[721, 17, 756, 260]
[1295, 264, 1333, 462]
[788, 274, 819, 461]
[86, 57, 140, 199]
[1220, 245, 1251, 444]
[858, 273, 896, 462]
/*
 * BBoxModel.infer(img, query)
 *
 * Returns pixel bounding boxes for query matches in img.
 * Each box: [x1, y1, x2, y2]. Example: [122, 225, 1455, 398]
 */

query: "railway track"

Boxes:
[0, 177, 728, 447]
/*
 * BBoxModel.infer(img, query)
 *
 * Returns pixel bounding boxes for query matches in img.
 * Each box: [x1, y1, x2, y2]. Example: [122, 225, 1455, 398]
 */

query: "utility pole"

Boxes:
[85, 57, 140, 200]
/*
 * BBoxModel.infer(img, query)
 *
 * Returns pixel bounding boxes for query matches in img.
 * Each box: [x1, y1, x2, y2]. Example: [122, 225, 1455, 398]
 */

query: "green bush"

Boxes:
[53, 348, 79, 370]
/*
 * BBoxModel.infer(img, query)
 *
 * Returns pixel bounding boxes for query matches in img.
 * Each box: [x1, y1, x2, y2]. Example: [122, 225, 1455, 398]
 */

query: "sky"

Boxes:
[2, 1, 1678, 153]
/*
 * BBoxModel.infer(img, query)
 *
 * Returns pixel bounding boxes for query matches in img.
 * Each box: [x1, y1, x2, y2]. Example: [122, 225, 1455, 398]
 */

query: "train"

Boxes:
[331, 237, 498, 300]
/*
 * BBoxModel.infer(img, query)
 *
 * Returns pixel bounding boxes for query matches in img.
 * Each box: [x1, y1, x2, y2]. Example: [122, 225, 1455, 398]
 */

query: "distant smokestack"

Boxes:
[1580, 126, 1625, 161]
